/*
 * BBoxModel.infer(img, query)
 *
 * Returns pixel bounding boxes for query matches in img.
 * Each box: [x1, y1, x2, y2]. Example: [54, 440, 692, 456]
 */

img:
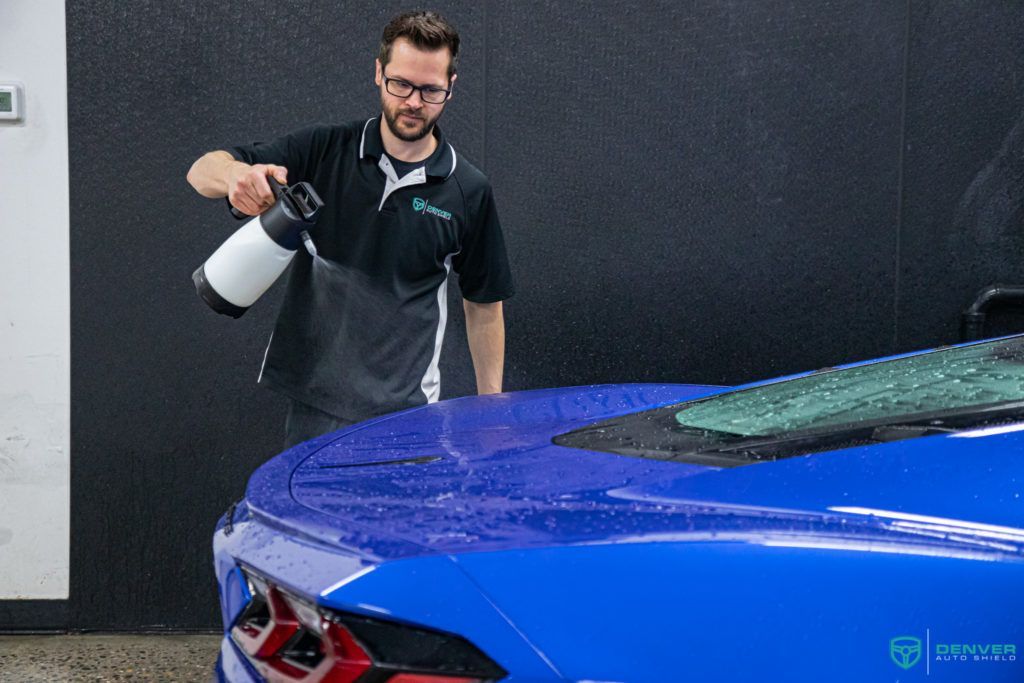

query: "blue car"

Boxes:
[213, 336, 1024, 682]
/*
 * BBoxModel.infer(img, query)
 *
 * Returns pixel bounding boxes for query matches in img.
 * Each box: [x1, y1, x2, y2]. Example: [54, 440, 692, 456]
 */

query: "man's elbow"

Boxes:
[186, 154, 213, 194]
[185, 160, 201, 192]
[187, 150, 233, 198]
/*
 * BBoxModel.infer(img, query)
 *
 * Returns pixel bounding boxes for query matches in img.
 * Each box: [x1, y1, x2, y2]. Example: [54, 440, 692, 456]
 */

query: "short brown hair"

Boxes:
[379, 11, 460, 80]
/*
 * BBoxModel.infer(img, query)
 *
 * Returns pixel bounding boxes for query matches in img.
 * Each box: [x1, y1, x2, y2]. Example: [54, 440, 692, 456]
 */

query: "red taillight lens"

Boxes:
[232, 583, 371, 683]
[231, 567, 506, 683]
[316, 620, 372, 683]
[232, 585, 299, 659]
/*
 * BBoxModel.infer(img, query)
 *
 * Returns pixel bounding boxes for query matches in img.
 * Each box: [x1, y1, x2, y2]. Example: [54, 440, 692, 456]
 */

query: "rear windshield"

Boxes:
[554, 337, 1024, 467]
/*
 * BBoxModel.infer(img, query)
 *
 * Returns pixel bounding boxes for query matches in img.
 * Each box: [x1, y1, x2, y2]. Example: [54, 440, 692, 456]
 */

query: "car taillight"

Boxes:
[232, 567, 507, 683]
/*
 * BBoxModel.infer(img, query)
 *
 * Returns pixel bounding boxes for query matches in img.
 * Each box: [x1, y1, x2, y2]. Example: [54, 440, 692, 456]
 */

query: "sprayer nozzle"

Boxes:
[301, 231, 317, 257]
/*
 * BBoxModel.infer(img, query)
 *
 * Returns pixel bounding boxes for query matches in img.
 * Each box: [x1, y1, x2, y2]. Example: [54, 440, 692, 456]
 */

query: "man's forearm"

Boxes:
[187, 152, 288, 216]
[464, 300, 505, 394]
[187, 150, 245, 198]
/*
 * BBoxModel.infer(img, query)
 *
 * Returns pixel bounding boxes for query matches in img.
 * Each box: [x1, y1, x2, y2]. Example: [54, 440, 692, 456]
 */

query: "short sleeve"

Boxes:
[228, 124, 329, 186]
[453, 185, 515, 303]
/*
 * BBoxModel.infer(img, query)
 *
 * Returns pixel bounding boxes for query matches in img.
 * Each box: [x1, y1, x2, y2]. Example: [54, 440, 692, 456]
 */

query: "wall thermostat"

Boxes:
[0, 84, 24, 122]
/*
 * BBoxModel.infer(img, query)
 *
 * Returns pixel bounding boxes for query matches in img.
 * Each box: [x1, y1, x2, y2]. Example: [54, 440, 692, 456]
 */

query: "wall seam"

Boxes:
[893, 0, 912, 351]
[481, 0, 488, 170]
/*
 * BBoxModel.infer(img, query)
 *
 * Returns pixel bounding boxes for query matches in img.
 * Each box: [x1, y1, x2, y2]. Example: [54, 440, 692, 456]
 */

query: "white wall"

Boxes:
[0, 0, 70, 599]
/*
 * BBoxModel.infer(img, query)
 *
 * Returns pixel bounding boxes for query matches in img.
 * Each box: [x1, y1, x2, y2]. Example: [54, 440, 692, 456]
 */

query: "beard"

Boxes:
[381, 97, 442, 142]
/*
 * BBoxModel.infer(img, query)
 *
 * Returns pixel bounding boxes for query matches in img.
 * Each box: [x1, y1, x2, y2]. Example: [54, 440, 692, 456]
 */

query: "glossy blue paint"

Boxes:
[453, 541, 1024, 682]
[318, 554, 563, 680]
[213, 356, 1024, 681]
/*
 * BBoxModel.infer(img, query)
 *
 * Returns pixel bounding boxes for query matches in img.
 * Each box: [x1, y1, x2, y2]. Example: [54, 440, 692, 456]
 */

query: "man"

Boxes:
[187, 11, 513, 448]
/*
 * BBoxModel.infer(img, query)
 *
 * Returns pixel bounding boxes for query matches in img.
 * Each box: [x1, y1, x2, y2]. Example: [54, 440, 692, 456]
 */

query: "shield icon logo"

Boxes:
[412, 198, 426, 212]
[890, 636, 922, 670]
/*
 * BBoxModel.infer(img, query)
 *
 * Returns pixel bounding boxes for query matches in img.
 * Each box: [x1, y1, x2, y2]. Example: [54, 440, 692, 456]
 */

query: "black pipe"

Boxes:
[961, 284, 1024, 342]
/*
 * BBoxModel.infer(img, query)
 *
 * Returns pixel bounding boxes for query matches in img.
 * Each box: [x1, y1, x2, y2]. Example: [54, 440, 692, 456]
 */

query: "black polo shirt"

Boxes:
[229, 118, 514, 420]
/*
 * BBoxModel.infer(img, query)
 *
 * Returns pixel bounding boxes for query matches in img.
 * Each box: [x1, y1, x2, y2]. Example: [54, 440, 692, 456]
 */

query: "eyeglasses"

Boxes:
[382, 74, 451, 104]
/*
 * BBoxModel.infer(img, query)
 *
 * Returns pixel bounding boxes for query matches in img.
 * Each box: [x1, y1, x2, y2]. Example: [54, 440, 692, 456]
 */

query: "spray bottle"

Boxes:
[193, 177, 323, 318]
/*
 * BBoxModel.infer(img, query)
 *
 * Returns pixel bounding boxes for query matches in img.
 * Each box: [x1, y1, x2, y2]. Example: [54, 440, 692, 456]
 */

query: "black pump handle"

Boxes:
[267, 176, 284, 198]
[229, 174, 286, 220]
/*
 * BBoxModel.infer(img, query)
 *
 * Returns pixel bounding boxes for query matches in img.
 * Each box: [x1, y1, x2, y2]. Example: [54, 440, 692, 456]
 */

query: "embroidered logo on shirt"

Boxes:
[412, 197, 452, 221]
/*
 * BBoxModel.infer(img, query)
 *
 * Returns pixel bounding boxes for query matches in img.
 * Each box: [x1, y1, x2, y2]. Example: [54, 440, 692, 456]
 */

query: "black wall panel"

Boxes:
[897, 3, 1024, 351]
[487, 0, 905, 391]
[50, 1, 1024, 629]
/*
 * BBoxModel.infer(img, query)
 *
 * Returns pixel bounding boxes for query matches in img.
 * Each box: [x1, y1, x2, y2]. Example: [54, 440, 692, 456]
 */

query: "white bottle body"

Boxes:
[203, 215, 296, 308]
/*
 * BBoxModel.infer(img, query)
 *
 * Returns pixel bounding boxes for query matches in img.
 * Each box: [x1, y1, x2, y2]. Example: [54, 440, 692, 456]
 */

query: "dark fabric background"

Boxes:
[36, 1, 1024, 628]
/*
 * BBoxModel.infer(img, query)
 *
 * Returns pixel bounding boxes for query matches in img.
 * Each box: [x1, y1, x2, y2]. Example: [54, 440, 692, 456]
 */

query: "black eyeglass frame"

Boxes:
[382, 74, 452, 104]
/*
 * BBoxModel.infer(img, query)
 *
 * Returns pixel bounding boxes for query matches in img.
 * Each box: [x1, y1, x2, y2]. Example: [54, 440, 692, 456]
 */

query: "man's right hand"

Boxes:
[186, 151, 290, 215]
[227, 163, 289, 217]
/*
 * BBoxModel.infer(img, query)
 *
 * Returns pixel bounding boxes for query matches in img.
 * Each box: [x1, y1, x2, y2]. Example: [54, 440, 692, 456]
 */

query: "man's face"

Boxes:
[375, 37, 456, 143]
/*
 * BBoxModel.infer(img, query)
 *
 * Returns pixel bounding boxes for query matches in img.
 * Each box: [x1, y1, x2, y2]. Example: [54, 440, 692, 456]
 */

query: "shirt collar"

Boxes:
[359, 117, 457, 179]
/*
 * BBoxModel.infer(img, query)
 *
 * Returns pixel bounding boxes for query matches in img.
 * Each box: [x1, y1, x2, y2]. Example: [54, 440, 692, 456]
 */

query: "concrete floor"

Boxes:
[0, 634, 222, 682]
